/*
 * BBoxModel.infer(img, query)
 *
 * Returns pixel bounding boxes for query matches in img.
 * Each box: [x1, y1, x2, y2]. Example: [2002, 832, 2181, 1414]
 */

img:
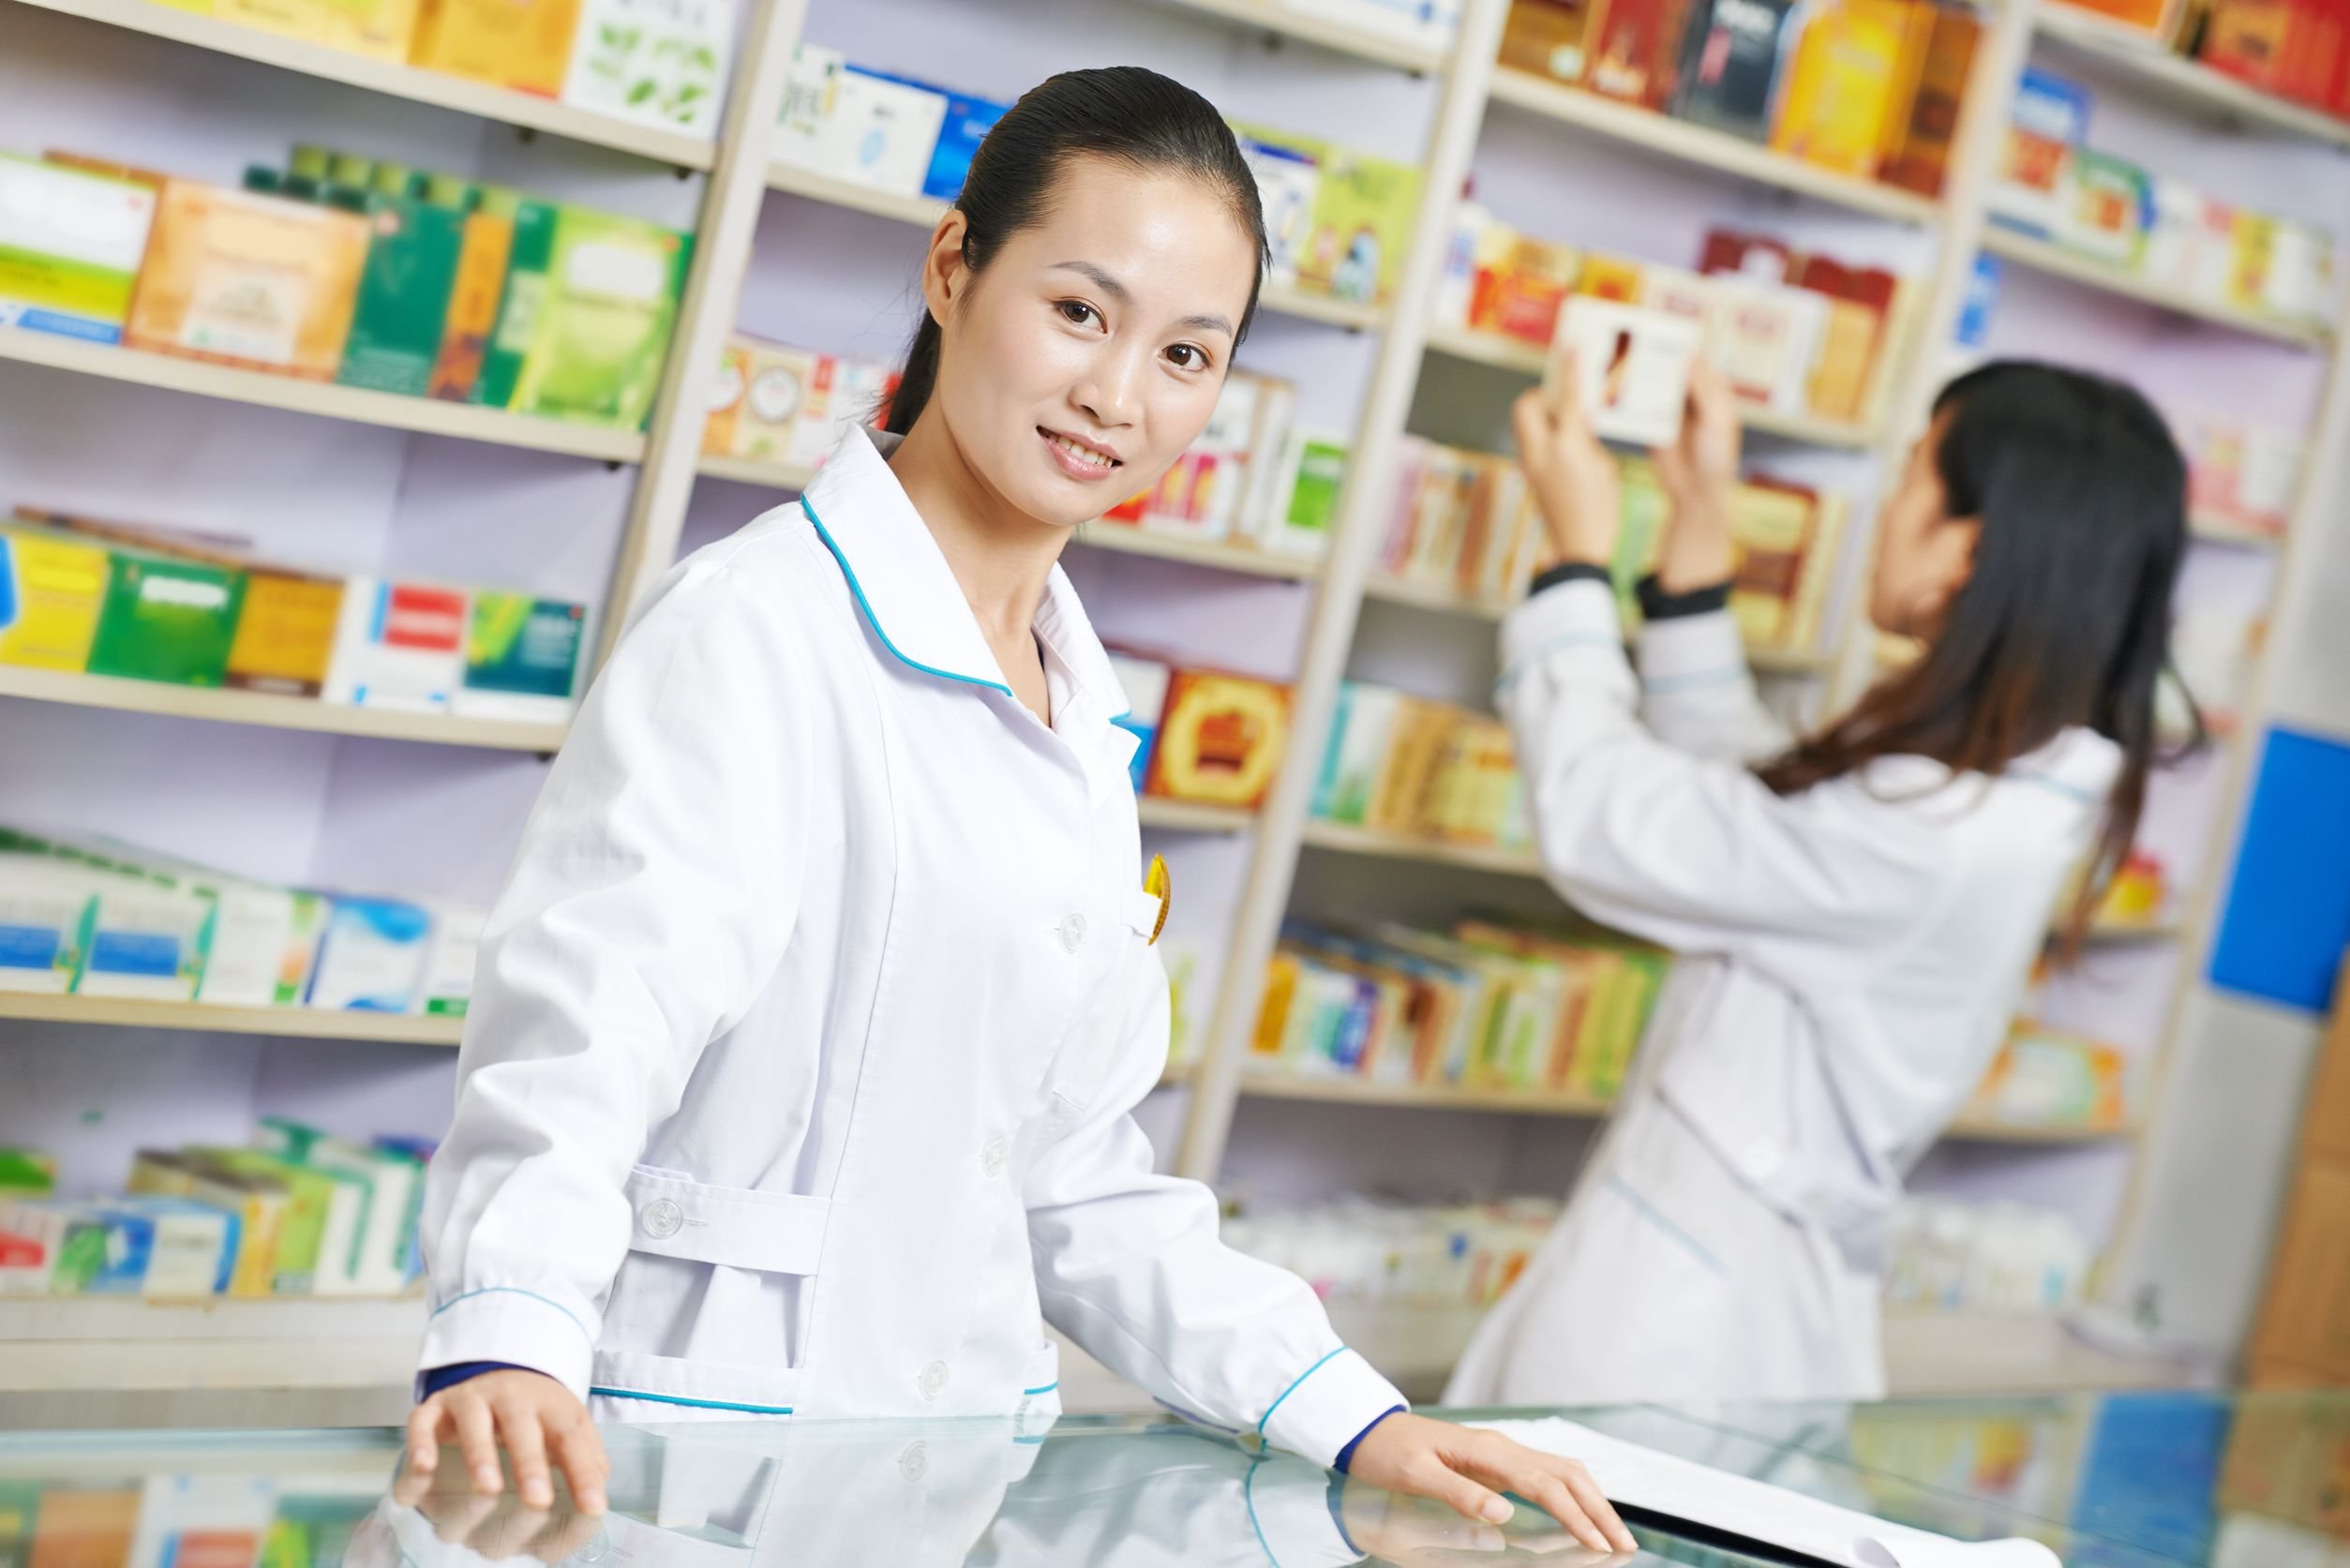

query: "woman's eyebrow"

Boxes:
[1051, 260, 1235, 339]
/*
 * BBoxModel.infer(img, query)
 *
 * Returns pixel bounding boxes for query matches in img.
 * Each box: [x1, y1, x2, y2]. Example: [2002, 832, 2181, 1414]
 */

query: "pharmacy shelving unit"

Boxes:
[5, 0, 2343, 1410]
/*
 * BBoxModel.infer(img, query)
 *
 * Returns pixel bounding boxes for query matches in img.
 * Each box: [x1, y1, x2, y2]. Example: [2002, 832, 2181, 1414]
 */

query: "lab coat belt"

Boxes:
[623, 1165, 831, 1275]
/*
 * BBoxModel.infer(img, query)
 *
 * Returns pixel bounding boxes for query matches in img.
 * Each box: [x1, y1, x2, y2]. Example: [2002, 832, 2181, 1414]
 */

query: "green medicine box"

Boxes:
[336, 164, 468, 397]
[84, 545, 246, 688]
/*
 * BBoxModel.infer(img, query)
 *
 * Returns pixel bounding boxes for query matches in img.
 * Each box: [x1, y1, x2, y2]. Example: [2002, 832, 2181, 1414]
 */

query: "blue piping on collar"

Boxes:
[801, 494, 1014, 698]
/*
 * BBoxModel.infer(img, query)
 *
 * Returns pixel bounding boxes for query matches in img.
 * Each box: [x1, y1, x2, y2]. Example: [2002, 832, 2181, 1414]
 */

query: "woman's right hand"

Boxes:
[1650, 359, 1742, 593]
[405, 1369, 610, 1515]
[1513, 348, 1621, 570]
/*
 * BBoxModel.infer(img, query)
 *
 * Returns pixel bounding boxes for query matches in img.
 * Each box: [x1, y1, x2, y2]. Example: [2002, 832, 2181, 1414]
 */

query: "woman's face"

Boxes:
[1869, 410, 1983, 638]
[920, 155, 1258, 529]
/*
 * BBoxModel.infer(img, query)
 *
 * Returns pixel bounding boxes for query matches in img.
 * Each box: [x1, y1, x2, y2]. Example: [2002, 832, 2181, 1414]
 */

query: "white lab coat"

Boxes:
[417, 427, 1402, 1463]
[1446, 579, 2119, 1407]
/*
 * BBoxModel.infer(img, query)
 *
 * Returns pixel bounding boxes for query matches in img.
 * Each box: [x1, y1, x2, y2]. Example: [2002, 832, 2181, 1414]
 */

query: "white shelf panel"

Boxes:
[1151, 0, 1452, 73]
[11, 0, 718, 166]
[0, 664, 569, 751]
[0, 993, 463, 1045]
[1137, 798, 1259, 833]
[693, 455, 1321, 578]
[0, 1296, 426, 1394]
[1361, 575, 1836, 676]
[1943, 1114, 2140, 1145]
[1239, 1071, 1611, 1117]
[1486, 68, 1943, 225]
[1982, 228, 2331, 349]
[1419, 324, 1879, 448]
[763, 164, 1387, 330]
[0, 326, 650, 459]
[1299, 816, 1545, 876]
[2035, 4, 2350, 149]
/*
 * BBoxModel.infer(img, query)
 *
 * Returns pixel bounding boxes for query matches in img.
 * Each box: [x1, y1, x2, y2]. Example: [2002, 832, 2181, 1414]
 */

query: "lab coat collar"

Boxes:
[800, 427, 1128, 722]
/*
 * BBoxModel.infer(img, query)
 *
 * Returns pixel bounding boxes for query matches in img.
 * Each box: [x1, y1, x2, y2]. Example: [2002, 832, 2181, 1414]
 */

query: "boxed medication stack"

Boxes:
[0, 155, 157, 345]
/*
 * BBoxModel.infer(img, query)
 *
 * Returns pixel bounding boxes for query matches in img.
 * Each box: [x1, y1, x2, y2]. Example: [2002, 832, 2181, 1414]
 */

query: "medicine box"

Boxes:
[563, 0, 735, 137]
[127, 179, 369, 378]
[323, 576, 470, 712]
[409, 0, 583, 97]
[456, 592, 587, 723]
[1145, 670, 1293, 810]
[507, 208, 692, 430]
[0, 155, 157, 345]
[1552, 296, 1701, 448]
[307, 895, 434, 1013]
[0, 519, 111, 673]
[0, 854, 97, 995]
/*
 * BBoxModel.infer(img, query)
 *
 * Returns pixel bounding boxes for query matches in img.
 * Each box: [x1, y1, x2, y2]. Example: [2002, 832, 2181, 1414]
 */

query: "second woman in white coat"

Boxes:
[402, 65, 1633, 1550]
[1447, 356, 2193, 1406]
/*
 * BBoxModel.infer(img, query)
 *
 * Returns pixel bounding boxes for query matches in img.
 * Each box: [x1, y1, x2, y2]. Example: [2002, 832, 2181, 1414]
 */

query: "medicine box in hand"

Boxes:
[1550, 297, 1700, 448]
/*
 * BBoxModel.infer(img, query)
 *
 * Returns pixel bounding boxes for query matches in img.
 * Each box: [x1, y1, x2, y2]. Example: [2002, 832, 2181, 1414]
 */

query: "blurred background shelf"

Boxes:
[1485, 67, 1943, 224]
[0, 993, 464, 1045]
[1152, 0, 1452, 73]
[2032, 3, 2350, 148]
[10, 0, 720, 166]
[1981, 228, 2332, 349]
[1299, 817, 1545, 876]
[1239, 1073, 1612, 1116]
[1137, 798, 1259, 833]
[0, 325, 650, 459]
[0, 665, 569, 751]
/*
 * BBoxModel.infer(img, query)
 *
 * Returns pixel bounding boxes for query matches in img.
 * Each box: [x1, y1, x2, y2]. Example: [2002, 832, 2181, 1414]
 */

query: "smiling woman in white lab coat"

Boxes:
[1445, 358, 2194, 1408]
[401, 66, 1633, 1550]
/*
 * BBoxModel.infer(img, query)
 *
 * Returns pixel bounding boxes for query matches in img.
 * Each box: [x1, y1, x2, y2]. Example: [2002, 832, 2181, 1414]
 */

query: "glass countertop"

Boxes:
[3, 1391, 2344, 1566]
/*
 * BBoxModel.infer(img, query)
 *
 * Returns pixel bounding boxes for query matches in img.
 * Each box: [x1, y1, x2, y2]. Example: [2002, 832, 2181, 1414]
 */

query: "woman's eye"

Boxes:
[1166, 344, 1208, 370]
[1057, 300, 1100, 328]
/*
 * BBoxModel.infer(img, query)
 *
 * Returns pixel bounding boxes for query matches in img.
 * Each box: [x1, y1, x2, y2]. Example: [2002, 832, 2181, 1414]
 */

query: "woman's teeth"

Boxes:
[1049, 433, 1115, 469]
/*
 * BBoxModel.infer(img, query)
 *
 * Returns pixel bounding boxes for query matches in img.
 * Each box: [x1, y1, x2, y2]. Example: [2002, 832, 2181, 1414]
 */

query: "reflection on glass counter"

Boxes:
[0, 1393, 2345, 1567]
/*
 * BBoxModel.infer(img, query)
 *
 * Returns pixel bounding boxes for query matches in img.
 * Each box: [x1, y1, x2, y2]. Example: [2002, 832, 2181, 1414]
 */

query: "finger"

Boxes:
[1511, 1465, 1611, 1553]
[550, 1418, 609, 1515]
[499, 1402, 554, 1510]
[406, 1401, 444, 1478]
[1417, 1459, 1515, 1526]
[1542, 344, 1581, 422]
[1511, 387, 1552, 457]
[1555, 1460, 1637, 1554]
[452, 1392, 503, 1496]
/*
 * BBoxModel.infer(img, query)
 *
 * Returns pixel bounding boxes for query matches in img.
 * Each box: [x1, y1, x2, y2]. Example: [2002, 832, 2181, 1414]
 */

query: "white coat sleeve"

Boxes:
[1635, 605, 1793, 765]
[1497, 579, 1944, 956]
[1023, 952, 1405, 1470]
[416, 560, 813, 1398]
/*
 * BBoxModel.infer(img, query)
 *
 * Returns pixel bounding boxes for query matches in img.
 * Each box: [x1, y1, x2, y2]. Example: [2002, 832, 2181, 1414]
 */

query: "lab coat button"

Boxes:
[980, 1137, 1010, 1178]
[637, 1197, 684, 1240]
[1058, 913, 1087, 952]
[918, 1360, 949, 1400]
[899, 1441, 928, 1483]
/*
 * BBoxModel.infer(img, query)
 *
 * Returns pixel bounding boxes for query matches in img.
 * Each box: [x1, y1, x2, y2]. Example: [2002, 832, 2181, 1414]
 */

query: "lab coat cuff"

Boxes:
[1245, 1462, 1367, 1567]
[1637, 605, 1750, 692]
[416, 1285, 598, 1403]
[1498, 579, 1628, 691]
[1259, 1347, 1410, 1470]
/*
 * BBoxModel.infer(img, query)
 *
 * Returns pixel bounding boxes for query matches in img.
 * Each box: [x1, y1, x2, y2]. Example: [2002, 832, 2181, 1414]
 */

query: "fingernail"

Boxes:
[525, 1484, 552, 1508]
[475, 1465, 500, 1489]
[1482, 1497, 1514, 1524]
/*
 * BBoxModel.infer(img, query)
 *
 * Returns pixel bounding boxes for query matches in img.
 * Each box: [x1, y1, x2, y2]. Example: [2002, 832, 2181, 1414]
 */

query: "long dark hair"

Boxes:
[1756, 361, 2198, 943]
[885, 66, 1269, 436]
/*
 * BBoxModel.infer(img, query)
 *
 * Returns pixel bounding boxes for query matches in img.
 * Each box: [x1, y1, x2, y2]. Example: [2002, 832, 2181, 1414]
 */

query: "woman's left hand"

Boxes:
[1514, 349, 1622, 570]
[1342, 1412, 1639, 1554]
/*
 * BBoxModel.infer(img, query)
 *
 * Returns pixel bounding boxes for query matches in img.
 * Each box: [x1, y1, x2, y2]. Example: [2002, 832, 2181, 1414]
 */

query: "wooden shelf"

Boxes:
[1982, 228, 2331, 349]
[1151, 0, 1451, 73]
[0, 326, 650, 459]
[2035, 3, 2350, 149]
[1137, 798, 1259, 833]
[763, 163, 1387, 330]
[1260, 283, 1386, 332]
[10, 0, 720, 167]
[0, 993, 463, 1045]
[2191, 510, 2286, 549]
[1360, 575, 1834, 675]
[1486, 68, 1943, 225]
[1073, 524, 1324, 579]
[0, 665, 569, 752]
[1944, 1114, 2141, 1145]
[1239, 1071, 1612, 1116]
[1419, 323, 1879, 448]
[1299, 816, 1545, 876]
[697, 453, 818, 491]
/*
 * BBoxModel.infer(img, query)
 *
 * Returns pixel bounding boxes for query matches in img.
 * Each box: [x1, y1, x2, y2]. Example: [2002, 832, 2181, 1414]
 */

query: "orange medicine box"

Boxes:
[1144, 669, 1292, 810]
[126, 180, 369, 380]
[409, 0, 584, 97]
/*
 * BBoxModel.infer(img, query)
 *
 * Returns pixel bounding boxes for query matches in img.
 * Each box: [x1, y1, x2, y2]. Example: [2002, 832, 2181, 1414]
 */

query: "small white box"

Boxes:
[1551, 297, 1703, 449]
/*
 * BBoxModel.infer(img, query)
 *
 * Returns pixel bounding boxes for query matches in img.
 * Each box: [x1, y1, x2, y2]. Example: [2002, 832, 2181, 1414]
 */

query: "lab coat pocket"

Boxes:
[622, 1165, 831, 1276]
[1043, 897, 1164, 1120]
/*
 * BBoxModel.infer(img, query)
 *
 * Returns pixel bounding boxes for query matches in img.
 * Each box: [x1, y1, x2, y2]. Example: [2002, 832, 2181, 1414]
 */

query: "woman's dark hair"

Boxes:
[885, 66, 1269, 436]
[1756, 360, 2199, 946]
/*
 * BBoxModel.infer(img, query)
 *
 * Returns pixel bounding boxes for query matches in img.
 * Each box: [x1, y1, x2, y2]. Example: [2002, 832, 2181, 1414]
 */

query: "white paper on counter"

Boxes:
[1474, 1420, 2064, 1568]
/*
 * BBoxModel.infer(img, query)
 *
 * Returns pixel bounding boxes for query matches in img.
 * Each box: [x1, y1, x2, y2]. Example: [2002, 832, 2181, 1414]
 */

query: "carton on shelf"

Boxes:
[409, 0, 584, 97]
[561, 0, 735, 137]
[0, 155, 157, 346]
[507, 209, 692, 430]
[126, 180, 369, 380]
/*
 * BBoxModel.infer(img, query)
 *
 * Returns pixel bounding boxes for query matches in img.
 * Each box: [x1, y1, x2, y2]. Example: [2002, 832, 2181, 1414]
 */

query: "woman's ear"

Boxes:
[921, 210, 970, 328]
[1920, 514, 1983, 627]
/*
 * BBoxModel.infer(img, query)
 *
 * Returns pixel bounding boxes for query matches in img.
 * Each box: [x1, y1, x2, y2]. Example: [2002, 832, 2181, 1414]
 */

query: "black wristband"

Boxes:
[1637, 573, 1734, 620]
[1528, 561, 1613, 599]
